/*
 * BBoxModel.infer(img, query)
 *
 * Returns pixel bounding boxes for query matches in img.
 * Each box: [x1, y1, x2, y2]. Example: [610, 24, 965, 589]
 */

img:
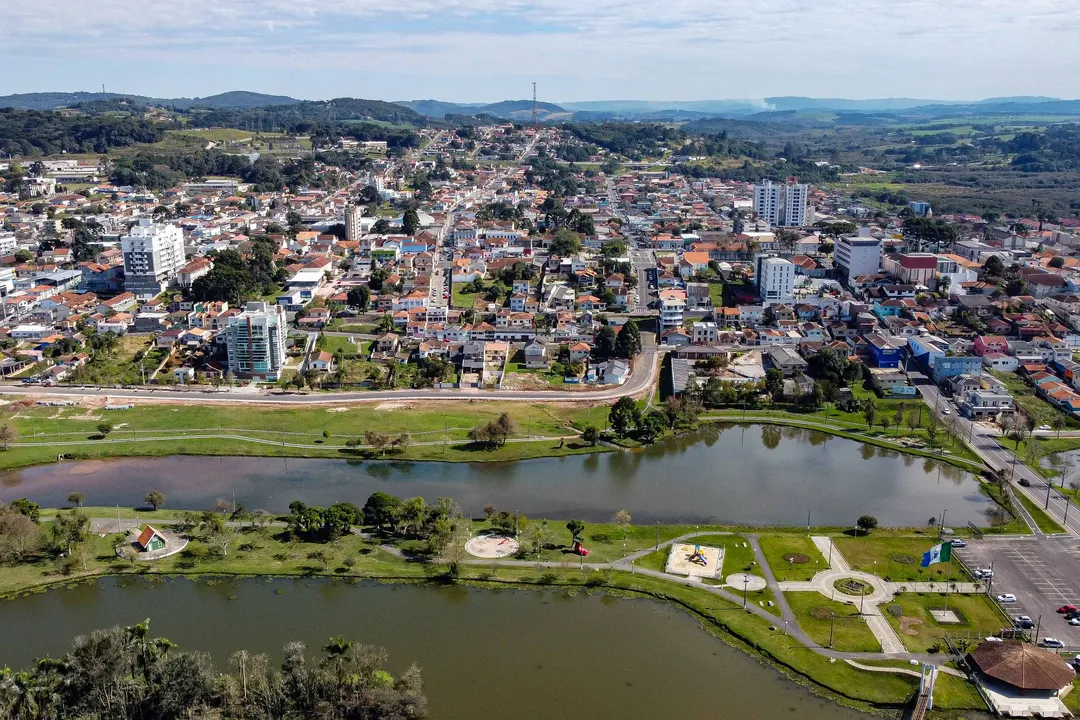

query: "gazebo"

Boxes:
[967, 640, 1075, 717]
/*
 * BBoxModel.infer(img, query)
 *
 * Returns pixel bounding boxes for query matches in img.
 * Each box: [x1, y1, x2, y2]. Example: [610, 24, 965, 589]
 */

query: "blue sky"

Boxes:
[4, 0, 1079, 102]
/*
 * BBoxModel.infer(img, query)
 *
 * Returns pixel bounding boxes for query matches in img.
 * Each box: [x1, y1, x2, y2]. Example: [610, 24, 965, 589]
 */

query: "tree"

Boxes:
[50, 508, 90, 555]
[144, 490, 166, 511]
[764, 368, 784, 400]
[856, 515, 878, 535]
[984, 255, 1005, 277]
[548, 228, 582, 257]
[200, 513, 236, 557]
[0, 423, 17, 450]
[636, 411, 668, 443]
[10, 498, 40, 522]
[595, 325, 617, 359]
[566, 519, 585, 544]
[0, 510, 43, 562]
[863, 404, 877, 431]
[402, 208, 420, 236]
[67, 491, 85, 508]
[364, 430, 391, 457]
[96, 422, 113, 437]
[371, 218, 390, 234]
[614, 320, 642, 358]
[392, 432, 412, 454]
[582, 425, 600, 446]
[346, 285, 371, 311]
[1049, 256, 1066, 269]
[523, 519, 553, 557]
[608, 397, 640, 438]
[612, 509, 632, 539]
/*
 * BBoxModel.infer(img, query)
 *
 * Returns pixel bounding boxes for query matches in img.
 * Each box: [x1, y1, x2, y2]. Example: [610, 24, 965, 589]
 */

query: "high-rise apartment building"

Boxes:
[121, 219, 186, 298]
[345, 205, 362, 242]
[756, 256, 796, 305]
[834, 228, 883, 287]
[753, 179, 813, 227]
[226, 302, 287, 381]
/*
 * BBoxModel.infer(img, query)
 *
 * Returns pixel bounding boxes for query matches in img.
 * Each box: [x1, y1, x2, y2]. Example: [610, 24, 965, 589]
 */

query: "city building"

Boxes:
[756, 256, 796, 305]
[834, 230, 882, 287]
[753, 179, 813, 227]
[225, 302, 287, 381]
[121, 220, 187, 299]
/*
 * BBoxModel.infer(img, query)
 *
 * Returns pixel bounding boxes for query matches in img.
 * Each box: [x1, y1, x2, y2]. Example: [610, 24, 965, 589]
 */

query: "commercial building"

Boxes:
[121, 220, 187, 299]
[753, 179, 812, 227]
[756, 256, 796, 305]
[225, 302, 287, 381]
[834, 229, 882, 287]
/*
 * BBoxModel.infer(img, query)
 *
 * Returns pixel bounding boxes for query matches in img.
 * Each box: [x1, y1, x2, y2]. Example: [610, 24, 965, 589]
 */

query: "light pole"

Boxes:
[939, 509, 948, 536]
[655, 521, 660, 550]
[1046, 476, 1053, 510]
[743, 575, 749, 608]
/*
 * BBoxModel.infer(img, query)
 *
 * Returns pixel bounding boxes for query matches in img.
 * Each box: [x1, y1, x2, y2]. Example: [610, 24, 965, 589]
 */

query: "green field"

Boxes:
[758, 536, 829, 581]
[784, 592, 881, 652]
[832, 535, 969, 582]
[881, 593, 1008, 653]
[1015, 490, 1067, 534]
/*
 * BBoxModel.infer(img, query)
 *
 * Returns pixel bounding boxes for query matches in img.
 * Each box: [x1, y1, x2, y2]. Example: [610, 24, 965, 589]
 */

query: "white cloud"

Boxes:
[4, 0, 1080, 100]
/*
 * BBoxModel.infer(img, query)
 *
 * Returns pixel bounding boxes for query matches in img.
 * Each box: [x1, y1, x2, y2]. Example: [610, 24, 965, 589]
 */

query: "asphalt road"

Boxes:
[913, 375, 1080, 537]
[5, 347, 659, 405]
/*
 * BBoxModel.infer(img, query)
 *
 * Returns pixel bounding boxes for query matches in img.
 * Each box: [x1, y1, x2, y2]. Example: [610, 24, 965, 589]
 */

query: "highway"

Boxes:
[913, 375, 1080, 537]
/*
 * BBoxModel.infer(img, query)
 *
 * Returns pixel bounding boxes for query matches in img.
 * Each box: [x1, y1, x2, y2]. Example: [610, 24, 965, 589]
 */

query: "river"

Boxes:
[0, 424, 990, 526]
[0, 577, 865, 720]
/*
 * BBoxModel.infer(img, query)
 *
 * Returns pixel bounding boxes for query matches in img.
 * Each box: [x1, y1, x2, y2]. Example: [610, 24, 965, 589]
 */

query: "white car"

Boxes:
[941, 408, 951, 415]
[996, 594, 1017, 603]
[1069, 618, 1080, 626]
[1041, 638, 1065, 649]
[976, 568, 995, 579]
[1038, 424, 1052, 431]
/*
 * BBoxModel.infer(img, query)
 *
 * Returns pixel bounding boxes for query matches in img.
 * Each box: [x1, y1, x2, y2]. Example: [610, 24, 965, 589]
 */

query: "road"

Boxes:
[6, 346, 659, 405]
[913, 375, 1080, 536]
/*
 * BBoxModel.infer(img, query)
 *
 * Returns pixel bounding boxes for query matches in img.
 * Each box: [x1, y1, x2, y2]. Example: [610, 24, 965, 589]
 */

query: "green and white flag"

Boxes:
[921, 541, 952, 568]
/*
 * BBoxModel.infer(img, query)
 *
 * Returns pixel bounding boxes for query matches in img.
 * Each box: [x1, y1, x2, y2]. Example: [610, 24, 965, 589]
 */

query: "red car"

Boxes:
[1058, 605, 1078, 614]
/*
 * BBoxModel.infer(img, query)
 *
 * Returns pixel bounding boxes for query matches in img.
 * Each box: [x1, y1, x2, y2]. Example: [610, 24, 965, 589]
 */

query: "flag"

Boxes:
[921, 542, 952, 568]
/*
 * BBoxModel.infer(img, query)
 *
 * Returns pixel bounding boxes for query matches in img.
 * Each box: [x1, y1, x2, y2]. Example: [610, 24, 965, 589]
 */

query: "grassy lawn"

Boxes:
[759, 535, 829, 582]
[994, 371, 1080, 430]
[1015, 490, 1067, 534]
[785, 592, 881, 652]
[317, 335, 361, 359]
[708, 283, 724, 307]
[0, 398, 616, 470]
[451, 283, 486, 309]
[0, 525, 919, 709]
[932, 673, 987, 711]
[832, 535, 969, 583]
[882, 592, 1009, 653]
[65, 335, 159, 386]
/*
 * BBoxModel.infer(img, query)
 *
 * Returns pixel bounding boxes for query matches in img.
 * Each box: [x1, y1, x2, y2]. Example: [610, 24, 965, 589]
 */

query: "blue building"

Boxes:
[907, 335, 982, 383]
[867, 333, 901, 368]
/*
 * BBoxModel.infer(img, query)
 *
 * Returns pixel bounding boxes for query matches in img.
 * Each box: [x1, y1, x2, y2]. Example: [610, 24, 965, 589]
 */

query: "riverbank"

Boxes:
[0, 513, 1004, 716]
[0, 393, 989, 474]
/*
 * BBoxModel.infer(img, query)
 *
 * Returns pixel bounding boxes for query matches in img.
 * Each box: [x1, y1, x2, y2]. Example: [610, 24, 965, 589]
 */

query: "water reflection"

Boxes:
[0, 424, 993, 527]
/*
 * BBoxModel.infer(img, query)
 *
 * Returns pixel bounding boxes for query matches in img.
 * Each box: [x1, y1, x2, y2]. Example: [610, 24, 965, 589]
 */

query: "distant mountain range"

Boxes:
[0, 91, 300, 111]
[394, 99, 573, 122]
[3, 91, 1078, 125]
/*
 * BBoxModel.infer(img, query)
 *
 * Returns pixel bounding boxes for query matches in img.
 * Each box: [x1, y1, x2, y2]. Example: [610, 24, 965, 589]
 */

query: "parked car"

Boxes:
[996, 594, 1017, 603]
[1015, 616, 1034, 629]
[1068, 618, 1080, 626]
[951, 539, 967, 548]
[1041, 638, 1065, 649]
[1058, 605, 1078, 614]
[975, 568, 995, 579]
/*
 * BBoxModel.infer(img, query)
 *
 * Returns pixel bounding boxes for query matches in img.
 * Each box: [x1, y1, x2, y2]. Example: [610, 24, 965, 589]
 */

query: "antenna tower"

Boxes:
[531, 82, 538, 126]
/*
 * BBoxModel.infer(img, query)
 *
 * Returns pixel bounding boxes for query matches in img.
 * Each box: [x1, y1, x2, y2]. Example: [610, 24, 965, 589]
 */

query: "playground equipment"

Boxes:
[687, 545, 708, 566]
[572, 540, 590, 556]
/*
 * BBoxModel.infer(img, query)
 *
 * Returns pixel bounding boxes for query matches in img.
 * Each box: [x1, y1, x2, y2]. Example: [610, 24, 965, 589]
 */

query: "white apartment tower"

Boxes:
[345, 205, 362, 242]
[226, 302, 288, 381]
[121, 219, 187, 298]
[757, 256, 796, 305]
[753, 179, 813, 227]
[834, 228, 883, 287]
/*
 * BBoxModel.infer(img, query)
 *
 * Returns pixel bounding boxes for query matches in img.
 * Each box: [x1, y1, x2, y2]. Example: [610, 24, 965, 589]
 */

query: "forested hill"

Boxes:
[0, 91, 300, 111]
[187, 98, 426, 128]
[0, 108, 165, 156]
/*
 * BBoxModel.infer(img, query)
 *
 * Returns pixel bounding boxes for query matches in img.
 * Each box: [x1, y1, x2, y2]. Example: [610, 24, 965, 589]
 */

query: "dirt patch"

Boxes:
[374, 402, 408, 411]
[890, 553, 918, 565]
[898, 617, 924, 636]
[810, 607, 839, 621]
[783, 553, 811, 564]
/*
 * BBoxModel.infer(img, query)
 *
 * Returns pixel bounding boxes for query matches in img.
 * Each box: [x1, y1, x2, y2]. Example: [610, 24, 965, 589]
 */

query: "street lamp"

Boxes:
[743, 575, 749, 608]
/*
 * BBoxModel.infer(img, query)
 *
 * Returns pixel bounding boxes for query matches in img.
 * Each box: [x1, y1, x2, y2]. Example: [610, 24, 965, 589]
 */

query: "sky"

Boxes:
[4, 0, 1080, 103]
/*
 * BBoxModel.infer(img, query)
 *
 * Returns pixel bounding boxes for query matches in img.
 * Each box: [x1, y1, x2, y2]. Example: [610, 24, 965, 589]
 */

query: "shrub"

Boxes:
[886, 604, 903, 617]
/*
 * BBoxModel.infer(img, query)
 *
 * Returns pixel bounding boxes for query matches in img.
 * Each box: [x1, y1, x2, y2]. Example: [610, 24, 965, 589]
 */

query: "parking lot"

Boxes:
[954, 535, 1080, 646]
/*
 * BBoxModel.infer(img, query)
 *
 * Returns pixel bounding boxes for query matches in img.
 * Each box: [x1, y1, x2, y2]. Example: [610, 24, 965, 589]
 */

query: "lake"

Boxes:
[0, 577, 867, 720]
[0, 424, 990, 526]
